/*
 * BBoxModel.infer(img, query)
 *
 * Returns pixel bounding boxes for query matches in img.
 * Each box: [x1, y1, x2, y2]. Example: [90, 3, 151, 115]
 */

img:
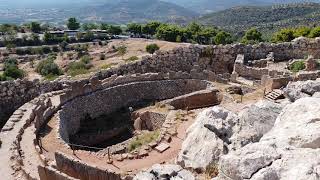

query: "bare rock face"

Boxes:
[177, 100, 283, 172]
[230, 100, 283, 149]
[176, 107, 238, 172]
[284, 79, 320, 102]
[218, 97, 320, 180]
[261, 97, 320, 149]
[133, 164, 195, 180]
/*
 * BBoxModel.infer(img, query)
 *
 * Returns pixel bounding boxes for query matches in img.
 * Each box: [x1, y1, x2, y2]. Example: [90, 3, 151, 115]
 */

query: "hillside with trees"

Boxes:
[199, 2, 320, 39]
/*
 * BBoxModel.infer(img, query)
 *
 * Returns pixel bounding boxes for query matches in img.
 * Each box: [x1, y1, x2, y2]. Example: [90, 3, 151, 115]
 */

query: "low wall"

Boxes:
[163, 89, 221, 109]
[55, 152, 121, 180]
[38, 166, 77, 180]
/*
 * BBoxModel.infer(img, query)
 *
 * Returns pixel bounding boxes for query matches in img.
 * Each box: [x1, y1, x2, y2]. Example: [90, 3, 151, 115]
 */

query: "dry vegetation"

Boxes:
[1, 38, 188, 81]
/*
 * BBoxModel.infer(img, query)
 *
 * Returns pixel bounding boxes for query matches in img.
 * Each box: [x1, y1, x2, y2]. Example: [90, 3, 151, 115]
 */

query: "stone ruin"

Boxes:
[0, 37, 320, 180]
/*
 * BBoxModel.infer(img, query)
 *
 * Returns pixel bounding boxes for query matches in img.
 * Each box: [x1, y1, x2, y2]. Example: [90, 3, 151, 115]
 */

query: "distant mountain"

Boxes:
[77, 0, 198, 24]
[162, 0, 320, 14]
[198, 2, 320, 37]
[0, 0, 197, 24]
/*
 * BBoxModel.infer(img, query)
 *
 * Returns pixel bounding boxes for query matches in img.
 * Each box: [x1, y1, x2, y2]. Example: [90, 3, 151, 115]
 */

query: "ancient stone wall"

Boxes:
[0, 79, 68, 128]
[58, 79, 212, 143]
[55, 152, 121, 180]
[38, 166, 77, 180]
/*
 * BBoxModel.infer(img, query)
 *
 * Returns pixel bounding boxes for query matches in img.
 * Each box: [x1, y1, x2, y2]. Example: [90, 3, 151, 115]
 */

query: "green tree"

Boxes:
[272, 28, 295, 42]
[294, 26, 311, 37]
[214, 31, 233, 45]
[187, 22, 202, 34]
[155, 24, 181, 42]
[67, 17, 80, 30]
[194, 27, 217, 44]
[30, 22, 41, 33]
[309, 26, 320, 38]
[126, 23, 142, 36]
[142, 21, 161, 35]
[101, 24, 122, 35]
[43, 32, 53, 43]
[241, 28, 263, 44]
[146, 44, 160, 54]
[82, 23, 98, 31]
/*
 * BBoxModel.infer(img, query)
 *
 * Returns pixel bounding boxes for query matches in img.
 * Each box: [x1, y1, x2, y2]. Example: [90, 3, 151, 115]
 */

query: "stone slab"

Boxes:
[155, 143, 170, 153]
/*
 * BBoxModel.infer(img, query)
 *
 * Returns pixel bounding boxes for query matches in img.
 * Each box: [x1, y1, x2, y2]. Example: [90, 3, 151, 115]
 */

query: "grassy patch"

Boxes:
[67, 67, 89, 77]
[44, 74, 59, 81]
[125, 56, 139, 63]
[100, 63, 117, 70]
[289, 60, 305, 72]
[128, 130, 160, 152]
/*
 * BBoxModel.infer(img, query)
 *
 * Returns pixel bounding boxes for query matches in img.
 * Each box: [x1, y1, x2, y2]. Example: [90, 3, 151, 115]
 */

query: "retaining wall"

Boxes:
[55, 152, 121, 180]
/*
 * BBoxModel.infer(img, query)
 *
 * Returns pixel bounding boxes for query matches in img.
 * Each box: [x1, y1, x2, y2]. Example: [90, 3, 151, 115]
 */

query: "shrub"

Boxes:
[117, 45, 127, 59]
[3, 58, 24, 80]
[36, 58, 62, 76]
[3, 65, 24, 79]
[289, 61, 305, 72]
[52, 46, 60, 52]
[272, 29, 295, 42]
[125, 56, 139, 62]
[42, 46, 52, 54]
[16, 48, 27, 55]
[309, 27, 320, 38]
[128, 130, 160, 152]
[146, 44, 160, 54]
[80, 55, 92, 65]
[67, 56, 92, 77]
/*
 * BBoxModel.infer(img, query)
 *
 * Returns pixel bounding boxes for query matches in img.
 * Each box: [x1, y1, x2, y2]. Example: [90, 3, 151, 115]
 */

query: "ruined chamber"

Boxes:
[58, 79, 217, 153]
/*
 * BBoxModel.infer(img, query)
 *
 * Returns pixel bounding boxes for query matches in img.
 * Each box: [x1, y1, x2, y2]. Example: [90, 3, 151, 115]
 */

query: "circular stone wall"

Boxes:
[58, 79, 213, 144]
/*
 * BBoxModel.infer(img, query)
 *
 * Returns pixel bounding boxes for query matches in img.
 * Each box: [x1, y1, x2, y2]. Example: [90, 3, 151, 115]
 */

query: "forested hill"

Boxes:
[199, 2, 320, 36]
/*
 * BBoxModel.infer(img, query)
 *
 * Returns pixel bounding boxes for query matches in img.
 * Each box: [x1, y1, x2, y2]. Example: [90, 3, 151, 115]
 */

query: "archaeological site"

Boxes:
[1, 37, 320, 180]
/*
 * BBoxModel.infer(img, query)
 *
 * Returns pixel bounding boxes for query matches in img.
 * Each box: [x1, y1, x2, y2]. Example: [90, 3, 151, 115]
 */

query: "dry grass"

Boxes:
[128, 130, 160, 152]
[205, 163, 219, 179]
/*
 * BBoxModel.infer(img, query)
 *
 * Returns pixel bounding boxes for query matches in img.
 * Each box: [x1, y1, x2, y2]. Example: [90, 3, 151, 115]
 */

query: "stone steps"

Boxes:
[265, 89, 284, 101]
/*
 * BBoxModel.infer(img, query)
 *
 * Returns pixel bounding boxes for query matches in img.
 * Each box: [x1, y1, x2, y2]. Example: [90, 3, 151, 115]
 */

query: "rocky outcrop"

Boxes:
[177, 100, 283, 172]
[133, 164, 195, 180]
[218, 97, 320, 180]
[176, 107, 238, 171]
[230, 100, 283, 149]
[284, 79, 320, 102]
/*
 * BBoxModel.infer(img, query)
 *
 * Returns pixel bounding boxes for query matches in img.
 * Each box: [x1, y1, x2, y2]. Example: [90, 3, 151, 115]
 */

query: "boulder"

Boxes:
[262, 97, 320, 149]
[177, 101, 283, 172]
[218, 97, 320, 180]
[230, 100, 283, 149]
[176, 107, 238, 171]
[283, 79, 320, 102]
